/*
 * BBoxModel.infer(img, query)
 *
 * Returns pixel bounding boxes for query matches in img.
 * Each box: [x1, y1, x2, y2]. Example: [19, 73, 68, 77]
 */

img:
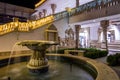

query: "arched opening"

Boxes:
[45, 24, 58, 51]
[45, 24, 58, 41]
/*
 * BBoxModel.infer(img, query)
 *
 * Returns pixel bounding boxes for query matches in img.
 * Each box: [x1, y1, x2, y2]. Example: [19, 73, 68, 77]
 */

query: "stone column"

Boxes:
[100, 20, 109, 51]
[76, 0, 80, 7]
[51, 4, 57, 14]
[97, 27, 102, 42]
[43, 9, 47, 17]
[75, 25, 81, 49]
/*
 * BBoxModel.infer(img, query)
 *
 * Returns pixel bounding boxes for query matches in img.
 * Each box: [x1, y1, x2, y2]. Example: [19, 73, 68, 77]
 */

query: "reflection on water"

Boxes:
[0, 60, 94, 80]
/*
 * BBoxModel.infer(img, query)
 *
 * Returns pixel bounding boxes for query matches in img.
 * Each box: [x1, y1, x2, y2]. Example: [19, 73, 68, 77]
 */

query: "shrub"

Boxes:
[83, 48, 108, 59]
[99, 50, 108, 57]
[56, 49, 66, 53]
[47, 48, 108, 59]
[107, 53, 120, 66]
[84, 51, 99, 59]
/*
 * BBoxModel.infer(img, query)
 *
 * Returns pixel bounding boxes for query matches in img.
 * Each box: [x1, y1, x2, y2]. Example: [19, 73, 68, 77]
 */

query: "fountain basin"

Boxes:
[0, 54, 95, 80]
[0, 53, 119, 80]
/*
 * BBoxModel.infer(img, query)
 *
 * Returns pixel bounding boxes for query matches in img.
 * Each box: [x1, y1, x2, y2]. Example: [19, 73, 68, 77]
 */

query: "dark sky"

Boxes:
[0, 0, 41, 9]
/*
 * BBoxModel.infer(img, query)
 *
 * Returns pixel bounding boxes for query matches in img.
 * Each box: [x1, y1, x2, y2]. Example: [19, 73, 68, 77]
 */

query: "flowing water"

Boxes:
[6, 42, 27, 76]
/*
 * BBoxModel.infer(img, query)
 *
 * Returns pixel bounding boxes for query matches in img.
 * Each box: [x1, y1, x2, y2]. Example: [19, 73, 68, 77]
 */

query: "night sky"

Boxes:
[0, 0, 41, 9]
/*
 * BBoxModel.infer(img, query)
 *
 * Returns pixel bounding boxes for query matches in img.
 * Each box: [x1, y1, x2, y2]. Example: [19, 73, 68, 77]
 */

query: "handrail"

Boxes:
[0, 0, 116, 36]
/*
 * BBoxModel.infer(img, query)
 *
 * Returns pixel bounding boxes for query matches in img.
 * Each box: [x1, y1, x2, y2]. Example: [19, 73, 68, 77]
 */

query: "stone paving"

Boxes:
[95, 56, 120, 79]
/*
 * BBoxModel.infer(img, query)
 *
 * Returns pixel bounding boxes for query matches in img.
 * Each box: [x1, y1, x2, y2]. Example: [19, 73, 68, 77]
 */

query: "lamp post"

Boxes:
[65, 7, 71, 24]
[13, 17, 20, 40]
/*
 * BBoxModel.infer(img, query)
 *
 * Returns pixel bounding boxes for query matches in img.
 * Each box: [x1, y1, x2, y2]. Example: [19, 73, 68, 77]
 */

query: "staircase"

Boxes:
[0, 0, 119, 35]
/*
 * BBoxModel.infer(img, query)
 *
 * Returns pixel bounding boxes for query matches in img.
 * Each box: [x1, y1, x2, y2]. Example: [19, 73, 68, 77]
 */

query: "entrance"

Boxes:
[79, 29, 88, 48]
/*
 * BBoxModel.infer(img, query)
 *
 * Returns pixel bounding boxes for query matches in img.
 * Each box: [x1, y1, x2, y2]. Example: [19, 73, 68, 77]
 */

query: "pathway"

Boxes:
[95, 56, 120, 78]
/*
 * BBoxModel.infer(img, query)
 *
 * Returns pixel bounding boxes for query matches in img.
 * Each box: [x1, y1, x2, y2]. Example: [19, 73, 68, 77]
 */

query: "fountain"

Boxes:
[17, 40, 58, 73]
[0, 40, 119, 80]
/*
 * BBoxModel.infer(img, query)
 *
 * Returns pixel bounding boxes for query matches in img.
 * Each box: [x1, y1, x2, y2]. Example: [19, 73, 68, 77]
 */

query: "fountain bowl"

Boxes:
[17, 40, 58, 73]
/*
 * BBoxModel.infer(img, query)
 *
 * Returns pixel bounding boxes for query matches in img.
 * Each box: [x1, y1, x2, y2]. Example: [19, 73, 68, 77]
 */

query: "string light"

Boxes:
[0, 15, 54, 35]
[35, 0, 46, 8]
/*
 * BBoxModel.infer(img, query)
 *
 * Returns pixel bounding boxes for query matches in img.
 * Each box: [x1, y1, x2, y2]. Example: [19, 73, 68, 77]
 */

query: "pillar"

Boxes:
[98, 27, 102, 42]
[51, 4, 57, 14]
[43, 9, 47, 17]
[76, 0, 80, 7]
[100, 20, 109, 51]
[75, 25, 81, 49]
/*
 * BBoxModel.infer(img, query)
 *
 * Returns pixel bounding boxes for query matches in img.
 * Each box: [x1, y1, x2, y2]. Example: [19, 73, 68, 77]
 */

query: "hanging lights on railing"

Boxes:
[0, 15, 54, 35]
[31, 15, 54, 29]
[0, 22, 17, 35]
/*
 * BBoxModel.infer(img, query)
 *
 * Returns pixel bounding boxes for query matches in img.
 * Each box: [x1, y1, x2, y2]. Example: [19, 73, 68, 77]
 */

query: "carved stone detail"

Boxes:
[59, 28, 76, 48]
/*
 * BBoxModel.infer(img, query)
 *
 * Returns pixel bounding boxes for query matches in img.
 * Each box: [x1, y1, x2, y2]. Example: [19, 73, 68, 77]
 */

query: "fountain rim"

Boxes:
[17, 40, 58, 45]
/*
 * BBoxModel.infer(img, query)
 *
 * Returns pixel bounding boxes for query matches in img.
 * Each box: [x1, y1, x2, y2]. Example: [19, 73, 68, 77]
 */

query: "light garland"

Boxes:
[0, 15, 54, 35]
[35, 0, 46, 8]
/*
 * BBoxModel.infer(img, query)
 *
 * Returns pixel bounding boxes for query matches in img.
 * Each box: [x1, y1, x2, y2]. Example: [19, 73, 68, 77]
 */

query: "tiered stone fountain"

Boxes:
[17, 40, 57, 73]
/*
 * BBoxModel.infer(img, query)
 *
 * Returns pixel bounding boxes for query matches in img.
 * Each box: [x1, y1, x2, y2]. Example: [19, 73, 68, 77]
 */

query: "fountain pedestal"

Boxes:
[18, 40, 57, 73]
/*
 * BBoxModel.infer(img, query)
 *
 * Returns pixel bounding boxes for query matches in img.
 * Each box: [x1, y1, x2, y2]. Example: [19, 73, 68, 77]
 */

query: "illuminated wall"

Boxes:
[0, 17, 68, 52]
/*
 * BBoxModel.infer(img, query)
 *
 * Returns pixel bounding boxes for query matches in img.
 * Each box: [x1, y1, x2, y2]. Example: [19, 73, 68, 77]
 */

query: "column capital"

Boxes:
[75, 25, 81, 30]
[51, 4, 57, 14]
[100, 20, 109, 28]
